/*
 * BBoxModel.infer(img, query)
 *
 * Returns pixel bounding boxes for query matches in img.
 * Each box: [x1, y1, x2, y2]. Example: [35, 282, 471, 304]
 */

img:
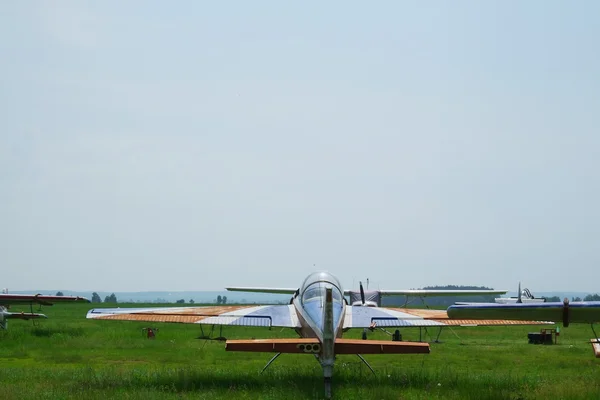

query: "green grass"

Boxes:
[1, 303, 599, 399]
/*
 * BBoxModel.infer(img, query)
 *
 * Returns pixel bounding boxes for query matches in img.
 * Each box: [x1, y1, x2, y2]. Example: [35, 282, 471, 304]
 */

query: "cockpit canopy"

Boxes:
[302, 282, 344, 305]
[300, 271, 344, 296]
[298, 272, 345, 337]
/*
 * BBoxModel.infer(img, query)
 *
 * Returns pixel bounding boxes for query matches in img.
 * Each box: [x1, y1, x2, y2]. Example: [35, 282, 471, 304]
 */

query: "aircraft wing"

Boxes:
[372, 289, 508, 297]
[86, 304, 301, 328]
[447, 301, 600, 325]
[2, 311, 48, 320]
[0, 294, 90, 306]
[343, 306, 553, 329]
[225, 287, 298, 294]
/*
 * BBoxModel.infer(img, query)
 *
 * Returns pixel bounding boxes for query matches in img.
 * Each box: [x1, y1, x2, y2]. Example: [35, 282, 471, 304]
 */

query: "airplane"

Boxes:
[448, 297, 600, 357]
[86, 271, 552, 398]
[0, 293, 90, 330]
[341, 280, 509, 308]
[455, 282, 547, 305]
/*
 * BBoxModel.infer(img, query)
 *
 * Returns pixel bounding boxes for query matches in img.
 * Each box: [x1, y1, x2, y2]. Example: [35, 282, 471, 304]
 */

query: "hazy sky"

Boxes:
[2, 1, 599, 293]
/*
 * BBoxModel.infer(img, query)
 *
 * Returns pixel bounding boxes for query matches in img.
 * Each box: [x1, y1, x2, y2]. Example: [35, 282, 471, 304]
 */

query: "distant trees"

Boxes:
[572, 296, 582, 302]
[104, 293, 117, 303]
[91, 292, 102, 303]
[584, 294, 600, 301]
[189, 299, 195, 304]
[55, 291, 64, 296]
[176, 299, 185, 304]
[223, 296, 227, 304]
[216, 295, 228, 304]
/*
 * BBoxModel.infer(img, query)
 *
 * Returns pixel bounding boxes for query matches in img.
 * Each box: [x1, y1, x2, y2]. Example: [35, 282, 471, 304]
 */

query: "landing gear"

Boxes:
[197, 324, 226, 341]
[260, 352, 282, 374]
[356, 354, 375, 375]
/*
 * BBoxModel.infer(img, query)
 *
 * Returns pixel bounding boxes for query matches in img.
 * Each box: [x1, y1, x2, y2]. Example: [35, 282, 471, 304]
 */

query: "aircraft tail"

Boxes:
[225, 338, 430, 354]
[334, 339, 430, 354]
[226, 338, 321, 353]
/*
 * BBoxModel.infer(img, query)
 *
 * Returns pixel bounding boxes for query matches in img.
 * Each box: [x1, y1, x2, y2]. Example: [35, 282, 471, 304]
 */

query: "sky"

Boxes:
[1, 1, 599, 293]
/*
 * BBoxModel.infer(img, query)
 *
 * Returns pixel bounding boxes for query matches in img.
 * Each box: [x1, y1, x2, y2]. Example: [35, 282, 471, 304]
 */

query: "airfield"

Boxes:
[0, 302, 598, 400]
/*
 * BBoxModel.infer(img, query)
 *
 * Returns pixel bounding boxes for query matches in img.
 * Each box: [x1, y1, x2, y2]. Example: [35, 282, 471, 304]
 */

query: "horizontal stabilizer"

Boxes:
[225, 338, 430, 355]
[334, 339, 430, 354]
[591, 339, 600, 358]
[226, 338, 320, 353]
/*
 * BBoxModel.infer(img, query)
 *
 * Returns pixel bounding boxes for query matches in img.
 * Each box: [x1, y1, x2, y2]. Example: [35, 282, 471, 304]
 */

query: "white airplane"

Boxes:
[342, 280, 507, 307]
[0, 293, 90, 330]
[86, 271, 549, 398]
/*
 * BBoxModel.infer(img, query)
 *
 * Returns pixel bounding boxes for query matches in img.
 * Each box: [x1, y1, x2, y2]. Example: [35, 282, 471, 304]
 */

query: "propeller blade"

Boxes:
[359, 281, 366, 305]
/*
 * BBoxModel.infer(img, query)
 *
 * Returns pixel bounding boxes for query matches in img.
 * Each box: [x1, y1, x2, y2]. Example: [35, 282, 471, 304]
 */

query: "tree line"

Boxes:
[89, 292, 118, 303]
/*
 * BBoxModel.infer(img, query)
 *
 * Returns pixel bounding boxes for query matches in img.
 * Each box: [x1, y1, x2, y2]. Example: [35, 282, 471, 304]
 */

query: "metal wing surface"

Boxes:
[0, 294, 90, 306]
[87, 305, 300, 328]
[447, 301, 600, 324]
[376, 289, 508, 297]
[2, 311, 48, 320]
[343, 306, 553, 329]
[225, 287, 297, 294]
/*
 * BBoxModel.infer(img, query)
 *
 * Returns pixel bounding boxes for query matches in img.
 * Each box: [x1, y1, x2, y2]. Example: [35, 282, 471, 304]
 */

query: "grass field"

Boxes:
[1, 302, 599, 399]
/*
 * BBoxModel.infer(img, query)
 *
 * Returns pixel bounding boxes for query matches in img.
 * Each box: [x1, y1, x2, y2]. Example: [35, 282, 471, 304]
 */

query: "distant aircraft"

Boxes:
[448, 297, 600, 357]
[87, 271, 551, 398]
[345, 280, 509, 307]
[455, 282, 547, 305]
[0, 293, 90, 330]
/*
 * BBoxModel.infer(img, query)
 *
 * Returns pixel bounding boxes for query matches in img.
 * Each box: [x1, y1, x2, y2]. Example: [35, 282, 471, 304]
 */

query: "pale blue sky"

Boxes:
[1, 1, 599, 292]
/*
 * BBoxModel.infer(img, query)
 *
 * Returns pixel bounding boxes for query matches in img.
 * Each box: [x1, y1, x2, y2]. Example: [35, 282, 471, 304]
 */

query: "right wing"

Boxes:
[343, 305, 553, 329]
[87, 305, 300, 328]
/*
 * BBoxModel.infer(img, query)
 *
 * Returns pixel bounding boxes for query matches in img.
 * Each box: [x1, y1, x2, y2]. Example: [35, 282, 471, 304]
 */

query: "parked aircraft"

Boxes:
[87, 271, 550, 398]
[341, 280, 508, 307]
[0, 293, 90, 330]
[448, 298, 600, 357]
[455, 282, 547, 305]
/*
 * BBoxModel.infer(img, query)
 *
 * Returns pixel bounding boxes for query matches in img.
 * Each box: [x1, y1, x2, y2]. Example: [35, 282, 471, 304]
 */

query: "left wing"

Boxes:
[0, 294, 90, 306]
[343, 305, 553, 329]
[87, 305, 300, 328]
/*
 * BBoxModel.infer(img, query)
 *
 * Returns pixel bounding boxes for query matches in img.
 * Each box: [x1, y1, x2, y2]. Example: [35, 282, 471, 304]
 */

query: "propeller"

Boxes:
[359, 281, 366, 306]
[517, 282, 522, 304]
